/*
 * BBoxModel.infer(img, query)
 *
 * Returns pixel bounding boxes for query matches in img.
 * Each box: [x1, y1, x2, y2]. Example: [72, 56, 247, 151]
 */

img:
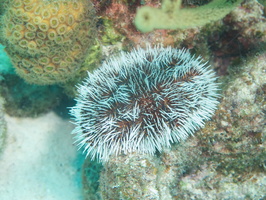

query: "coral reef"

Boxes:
[70, 46, 219, 161]
[134, 0, 243, 32]
[87, 51, 266, 199]
[80, 0, 266, 195]
[0, 0, 264, 198]
[0, 0, 96, 85]
[92, 0, 195, 48]
[60, 41, 102, 97]
[0, 0, 8, 16]
[166, 51, 266, 199]
[94, 0, 265, 71]
[206, 0, 266, 75]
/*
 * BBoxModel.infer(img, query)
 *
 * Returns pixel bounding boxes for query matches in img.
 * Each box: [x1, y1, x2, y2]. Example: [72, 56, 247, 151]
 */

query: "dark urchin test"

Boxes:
[70, 46, 220, 162]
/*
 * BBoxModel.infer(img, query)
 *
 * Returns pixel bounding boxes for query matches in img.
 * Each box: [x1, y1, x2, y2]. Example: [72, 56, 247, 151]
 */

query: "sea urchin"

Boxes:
[70, 46, 219, 161]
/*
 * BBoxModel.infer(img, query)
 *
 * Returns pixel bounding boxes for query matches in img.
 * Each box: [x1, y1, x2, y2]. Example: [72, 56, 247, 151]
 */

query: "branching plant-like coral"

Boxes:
[134, 0, 244, 32]
[0, 0, 96, 85]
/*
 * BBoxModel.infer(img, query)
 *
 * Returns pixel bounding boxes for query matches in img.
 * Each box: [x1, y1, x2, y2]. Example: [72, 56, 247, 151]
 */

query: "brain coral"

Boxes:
[0, 0, 96, 84]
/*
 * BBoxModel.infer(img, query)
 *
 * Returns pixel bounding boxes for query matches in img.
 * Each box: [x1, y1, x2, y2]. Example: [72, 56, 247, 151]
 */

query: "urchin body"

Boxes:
[70, 46, 219, 161]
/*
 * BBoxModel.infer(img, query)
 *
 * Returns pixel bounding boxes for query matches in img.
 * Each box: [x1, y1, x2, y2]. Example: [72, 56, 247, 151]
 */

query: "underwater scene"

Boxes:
[0, 0, 265, 199]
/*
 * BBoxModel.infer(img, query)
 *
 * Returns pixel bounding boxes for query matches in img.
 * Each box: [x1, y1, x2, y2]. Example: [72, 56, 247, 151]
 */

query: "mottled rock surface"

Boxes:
[81, 0, 266, 199]
[92, 51, 266, 200]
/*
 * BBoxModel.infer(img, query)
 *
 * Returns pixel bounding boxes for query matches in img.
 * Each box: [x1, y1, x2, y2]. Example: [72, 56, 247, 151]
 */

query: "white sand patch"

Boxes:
[0, 112, 83, 200]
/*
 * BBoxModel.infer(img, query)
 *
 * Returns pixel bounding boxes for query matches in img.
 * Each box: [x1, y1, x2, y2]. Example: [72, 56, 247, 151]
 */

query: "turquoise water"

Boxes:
[0, 44, 13, 74]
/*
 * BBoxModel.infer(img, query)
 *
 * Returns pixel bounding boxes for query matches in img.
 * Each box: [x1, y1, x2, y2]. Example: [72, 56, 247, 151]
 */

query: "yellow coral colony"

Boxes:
[134, 0, 243, 32]
[0, 0, 96, 84]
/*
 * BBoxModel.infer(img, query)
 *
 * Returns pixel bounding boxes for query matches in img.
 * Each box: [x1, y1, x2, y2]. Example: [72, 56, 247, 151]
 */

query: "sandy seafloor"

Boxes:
[0, 111, 84, 200]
